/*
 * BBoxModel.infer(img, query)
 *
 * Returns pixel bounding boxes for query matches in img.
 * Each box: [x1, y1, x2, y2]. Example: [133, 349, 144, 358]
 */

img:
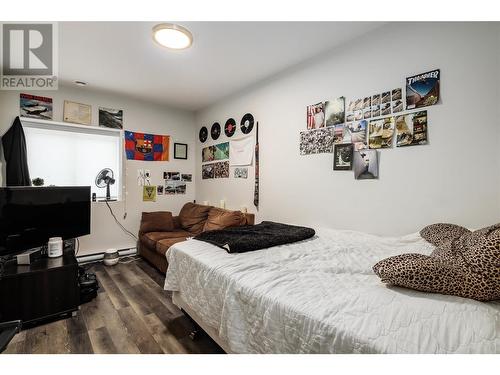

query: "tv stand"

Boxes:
[0, 250, 79, 327]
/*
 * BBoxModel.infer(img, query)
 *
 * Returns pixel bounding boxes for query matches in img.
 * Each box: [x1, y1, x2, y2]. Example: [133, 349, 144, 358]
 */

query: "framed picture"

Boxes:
[63, 100, 91, 125]
[174, 143, 188, 160]
[99, 107, 123, 129]
[333, 144, 354, 171]
[20, 93, 53, 120]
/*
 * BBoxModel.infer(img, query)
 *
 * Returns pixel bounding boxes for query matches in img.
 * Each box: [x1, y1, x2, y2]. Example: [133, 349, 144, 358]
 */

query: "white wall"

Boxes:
[0, 84, 196, 255]
[195, 22, 500, 235]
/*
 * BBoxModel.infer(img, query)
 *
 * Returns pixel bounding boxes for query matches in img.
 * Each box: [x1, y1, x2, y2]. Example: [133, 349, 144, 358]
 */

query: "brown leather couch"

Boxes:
[138, 202, 255, 273]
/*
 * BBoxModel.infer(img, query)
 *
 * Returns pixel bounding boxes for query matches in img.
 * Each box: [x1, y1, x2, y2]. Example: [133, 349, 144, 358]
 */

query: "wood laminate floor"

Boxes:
[3, 259, 224, 354]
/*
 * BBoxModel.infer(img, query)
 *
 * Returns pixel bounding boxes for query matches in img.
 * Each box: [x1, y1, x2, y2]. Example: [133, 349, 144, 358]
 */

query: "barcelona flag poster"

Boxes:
[125, 131, 170, 161]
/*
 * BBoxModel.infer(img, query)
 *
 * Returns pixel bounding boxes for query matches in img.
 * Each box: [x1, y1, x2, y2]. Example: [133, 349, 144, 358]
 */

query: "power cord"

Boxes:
[105, 201, 138, 241]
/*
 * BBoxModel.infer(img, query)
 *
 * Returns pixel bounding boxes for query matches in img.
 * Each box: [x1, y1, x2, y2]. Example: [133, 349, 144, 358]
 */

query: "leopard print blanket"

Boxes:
[373, 223, 500, 301]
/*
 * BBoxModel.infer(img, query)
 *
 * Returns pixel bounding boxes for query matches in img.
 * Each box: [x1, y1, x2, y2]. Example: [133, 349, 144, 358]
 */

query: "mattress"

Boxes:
[164, 228, 500, 354]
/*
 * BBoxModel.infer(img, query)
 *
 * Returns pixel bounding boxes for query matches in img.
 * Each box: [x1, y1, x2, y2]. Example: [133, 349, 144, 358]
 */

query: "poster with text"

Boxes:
[406, 69, 440, 109]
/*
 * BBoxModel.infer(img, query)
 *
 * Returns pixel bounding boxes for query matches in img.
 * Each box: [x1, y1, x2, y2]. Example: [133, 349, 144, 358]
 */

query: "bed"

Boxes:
[163, 228, 500, 354]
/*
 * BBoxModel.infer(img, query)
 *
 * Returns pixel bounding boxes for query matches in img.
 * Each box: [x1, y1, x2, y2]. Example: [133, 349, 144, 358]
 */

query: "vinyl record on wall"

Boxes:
[224, 118, 236, 137]
[199, 126, 208, 143]
[240, 113, 254, 134]
[211, 122, 221, 140]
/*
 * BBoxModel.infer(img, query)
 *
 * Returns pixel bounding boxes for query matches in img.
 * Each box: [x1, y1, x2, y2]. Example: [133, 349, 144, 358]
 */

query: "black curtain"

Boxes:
[2, 116, 31, 186]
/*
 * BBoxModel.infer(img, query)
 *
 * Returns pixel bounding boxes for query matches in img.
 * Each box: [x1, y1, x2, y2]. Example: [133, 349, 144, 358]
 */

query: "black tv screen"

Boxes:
[0, 186, 91, 256]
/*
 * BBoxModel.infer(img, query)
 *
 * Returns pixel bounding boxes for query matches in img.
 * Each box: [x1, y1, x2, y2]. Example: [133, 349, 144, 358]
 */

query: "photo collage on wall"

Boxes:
[202, 141, 230, 179]
[199, 114, 256, 182]
[301, 97, 344, 155]
[161, 171, 192, 195]
[302, 69, 439, 180]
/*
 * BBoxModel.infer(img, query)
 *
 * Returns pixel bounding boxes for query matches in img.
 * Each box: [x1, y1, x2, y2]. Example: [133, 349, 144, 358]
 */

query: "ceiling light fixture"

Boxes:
[152, 23, 193, 50]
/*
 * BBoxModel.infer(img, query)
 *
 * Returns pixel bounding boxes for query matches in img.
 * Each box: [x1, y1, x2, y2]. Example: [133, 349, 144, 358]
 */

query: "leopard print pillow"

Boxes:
[373, 224, 500, 302]
[420, 223, 470, 247]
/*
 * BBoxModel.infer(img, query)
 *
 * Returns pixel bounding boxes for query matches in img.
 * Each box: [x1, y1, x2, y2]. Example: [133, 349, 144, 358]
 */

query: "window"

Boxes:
[22, 119, 123, 200]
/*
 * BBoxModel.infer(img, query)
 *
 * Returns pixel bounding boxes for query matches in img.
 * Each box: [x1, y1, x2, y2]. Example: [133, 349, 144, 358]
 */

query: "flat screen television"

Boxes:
[0, 186, 91, 256]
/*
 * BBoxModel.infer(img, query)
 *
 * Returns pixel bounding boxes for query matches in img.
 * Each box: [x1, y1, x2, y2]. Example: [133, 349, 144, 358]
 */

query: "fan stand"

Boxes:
[98, 182, 116, 202]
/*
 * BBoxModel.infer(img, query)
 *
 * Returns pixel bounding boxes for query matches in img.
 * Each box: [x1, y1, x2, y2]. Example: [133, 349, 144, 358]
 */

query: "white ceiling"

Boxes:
[59, 22, 384, 112]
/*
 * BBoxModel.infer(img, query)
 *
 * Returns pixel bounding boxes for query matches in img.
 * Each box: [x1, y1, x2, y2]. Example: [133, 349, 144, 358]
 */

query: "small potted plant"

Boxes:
[32, 177, 44, 186]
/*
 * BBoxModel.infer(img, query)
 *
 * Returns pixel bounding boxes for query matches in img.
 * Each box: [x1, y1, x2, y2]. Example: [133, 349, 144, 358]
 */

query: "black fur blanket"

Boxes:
[194, 221, 316, 253]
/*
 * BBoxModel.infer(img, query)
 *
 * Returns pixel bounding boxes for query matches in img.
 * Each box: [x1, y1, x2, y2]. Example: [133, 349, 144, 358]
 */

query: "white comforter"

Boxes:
[164, 228, 500, 354]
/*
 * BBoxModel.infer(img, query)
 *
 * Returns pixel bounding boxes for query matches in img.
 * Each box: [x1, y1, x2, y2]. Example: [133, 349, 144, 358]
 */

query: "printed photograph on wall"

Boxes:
[406, 69, 440, 109]
[181, 174, 192, 182]
[395, 111, 428, 147]
[346, 111, 355, 122]
[353, 150, 379, 180]
[325, 97, 345, 127]
[99, 107, 123, 129]
[354, 98, 363, 111]
[341, 125, 352, 144]
[299, 127, 334, 155]
[157, 185, 164, 196]
[234, 167, 248, 179]
[214, 142, 230, 160]
[202, 145, 215, 162]
[175, 181, 187, 194]
[143, 185, 157, 202]
[165, 180, 176, 194]
[392, 100, 403, 113]
[369, 117, 394, 149]
[333, 124, 344, 144]
[371, 94, 380, 106]
[354, 110, 363, 121]
[202, 164, 215, 179]
[363, 108, 371, 120]
[363, 97, 371, 109]
[333, 144, 354, 171]
[391, 88, 402, 101]
[20, 93, 53, 120]
[371, 105, 380, 118]
[380, 102, 391, 116]
[381, 91, 391, 104]
[214, 161, 230, 178]
[306, 102, 325, 129]
[349, 120, 368, 151]
[347, 100, 355, 112]
[165, 172, 180, 180]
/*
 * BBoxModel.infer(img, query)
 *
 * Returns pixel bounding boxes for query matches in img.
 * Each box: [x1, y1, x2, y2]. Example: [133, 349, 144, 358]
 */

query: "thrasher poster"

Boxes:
[406, 69, 440, 110]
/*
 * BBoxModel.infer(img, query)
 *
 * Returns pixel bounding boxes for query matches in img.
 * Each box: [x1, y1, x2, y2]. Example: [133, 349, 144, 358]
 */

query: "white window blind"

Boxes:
[22, 120, 122, 200]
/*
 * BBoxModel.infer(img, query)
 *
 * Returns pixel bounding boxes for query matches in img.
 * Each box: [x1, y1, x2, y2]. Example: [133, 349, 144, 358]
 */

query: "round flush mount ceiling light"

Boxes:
[152, 23, 193, 50]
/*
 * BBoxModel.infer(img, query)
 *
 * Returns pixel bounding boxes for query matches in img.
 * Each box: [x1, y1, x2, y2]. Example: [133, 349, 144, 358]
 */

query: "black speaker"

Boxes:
[78, 267, 99, 304]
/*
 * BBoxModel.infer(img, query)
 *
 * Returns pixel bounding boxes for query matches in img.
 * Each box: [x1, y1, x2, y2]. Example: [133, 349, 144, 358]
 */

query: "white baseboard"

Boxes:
[77, 247, 137, 264]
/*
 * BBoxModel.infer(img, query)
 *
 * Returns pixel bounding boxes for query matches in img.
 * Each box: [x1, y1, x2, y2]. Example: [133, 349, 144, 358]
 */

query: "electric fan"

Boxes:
[95, 168, 116, 202]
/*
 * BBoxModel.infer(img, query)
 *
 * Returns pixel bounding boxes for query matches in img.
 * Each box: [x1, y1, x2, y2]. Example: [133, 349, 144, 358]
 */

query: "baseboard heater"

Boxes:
[76, 248, 137, 264]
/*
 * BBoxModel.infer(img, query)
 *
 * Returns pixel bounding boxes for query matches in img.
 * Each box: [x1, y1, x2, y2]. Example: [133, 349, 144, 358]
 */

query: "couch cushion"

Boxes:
[140, 211, 174, 234]
[156, 237, 188, 255]
[140, 230, 191, 249]
[178, 203, 212, 234]
[203, 207, 246, 232]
